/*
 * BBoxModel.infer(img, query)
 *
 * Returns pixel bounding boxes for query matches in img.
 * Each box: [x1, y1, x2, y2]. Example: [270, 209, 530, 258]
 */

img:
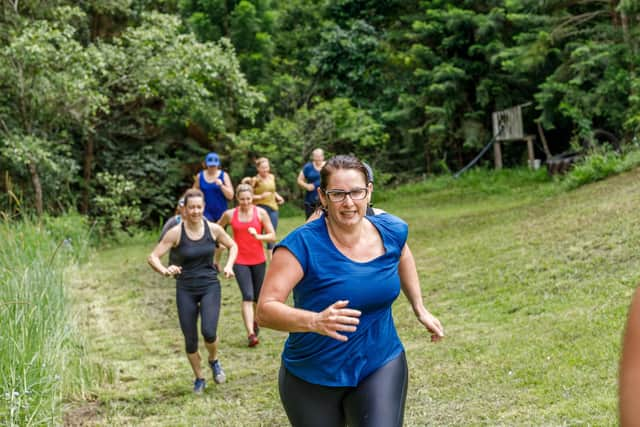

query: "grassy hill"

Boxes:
[67, 168, 640, 425]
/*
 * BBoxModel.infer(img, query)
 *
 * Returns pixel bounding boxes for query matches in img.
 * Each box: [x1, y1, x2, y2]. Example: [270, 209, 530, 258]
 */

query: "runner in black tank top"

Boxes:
[148, 189, 238, 394]
[174, 219, 219, 289]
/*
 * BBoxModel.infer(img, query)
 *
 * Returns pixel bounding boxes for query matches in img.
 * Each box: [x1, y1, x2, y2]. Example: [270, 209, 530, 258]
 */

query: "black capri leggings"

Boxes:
[176, 285, 221, 354]
[278, 352, 408, 427]
[232, 263, 266, 302]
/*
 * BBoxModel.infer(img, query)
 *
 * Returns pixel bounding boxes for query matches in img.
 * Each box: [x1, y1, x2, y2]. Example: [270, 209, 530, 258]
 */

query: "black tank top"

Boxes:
[174, 219, 219, 290]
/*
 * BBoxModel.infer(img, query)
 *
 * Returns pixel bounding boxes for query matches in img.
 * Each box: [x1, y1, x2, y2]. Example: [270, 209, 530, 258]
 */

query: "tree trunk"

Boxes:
[28, 161, 43, 216]
[423, 137, 432, 174]
[610, 0, 620, 26]
[81, 133, 94, 214]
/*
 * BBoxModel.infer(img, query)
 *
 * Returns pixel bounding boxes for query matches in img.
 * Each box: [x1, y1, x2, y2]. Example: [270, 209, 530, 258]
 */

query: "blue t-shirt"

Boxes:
[199, 171, 228, 222]
[302, 162, 321, 205]
[275, 213, 407, 386]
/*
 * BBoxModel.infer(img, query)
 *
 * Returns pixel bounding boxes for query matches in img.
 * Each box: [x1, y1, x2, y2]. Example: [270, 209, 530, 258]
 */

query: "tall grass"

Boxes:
[0, 214, 95, 426]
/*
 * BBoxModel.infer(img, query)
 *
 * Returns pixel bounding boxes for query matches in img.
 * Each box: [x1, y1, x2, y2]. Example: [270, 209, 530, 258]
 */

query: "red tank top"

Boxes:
[231, 206, 265, 265]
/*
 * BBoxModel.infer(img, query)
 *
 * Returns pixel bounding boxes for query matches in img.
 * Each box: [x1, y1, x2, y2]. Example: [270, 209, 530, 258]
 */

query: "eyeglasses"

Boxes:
[323, 188, 368, 203]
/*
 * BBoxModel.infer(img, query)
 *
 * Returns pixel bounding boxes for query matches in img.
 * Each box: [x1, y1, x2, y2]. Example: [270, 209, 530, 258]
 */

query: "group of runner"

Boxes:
[148, 148, 327, 393]
[148, 150, 444, 427]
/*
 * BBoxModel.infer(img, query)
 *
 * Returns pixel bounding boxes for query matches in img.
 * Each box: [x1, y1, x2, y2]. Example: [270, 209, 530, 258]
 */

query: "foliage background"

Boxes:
[1, 0, 639, 231]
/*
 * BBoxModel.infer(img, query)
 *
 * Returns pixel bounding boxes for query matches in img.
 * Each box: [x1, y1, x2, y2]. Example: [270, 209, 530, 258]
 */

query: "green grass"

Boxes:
[0, 215, 98, 426]
[67, 167, 640, 425]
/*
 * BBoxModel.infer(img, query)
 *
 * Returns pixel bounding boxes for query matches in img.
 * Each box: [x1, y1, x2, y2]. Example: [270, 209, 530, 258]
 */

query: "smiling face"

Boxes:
[319, 168, 371, 228]
[184, 196, 204, 223]
[257, 159, 270, 177]
[312, 149, 324, 165]
[236, 190, 253, 210]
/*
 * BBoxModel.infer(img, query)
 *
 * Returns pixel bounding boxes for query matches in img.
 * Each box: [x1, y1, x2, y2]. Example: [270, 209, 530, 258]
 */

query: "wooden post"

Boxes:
[526, 135, 535, 169]
[494, 141, 503, 170]
[536, 122, 552, 160]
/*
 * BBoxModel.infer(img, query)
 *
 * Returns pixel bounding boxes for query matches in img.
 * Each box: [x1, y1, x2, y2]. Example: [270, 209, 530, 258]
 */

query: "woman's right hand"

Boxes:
[312, 300, 361, 342]
[164, 264, 182, 277]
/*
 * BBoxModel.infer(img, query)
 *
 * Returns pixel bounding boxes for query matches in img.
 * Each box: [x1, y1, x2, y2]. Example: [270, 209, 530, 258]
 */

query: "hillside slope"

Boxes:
[68, 168, 640, 425]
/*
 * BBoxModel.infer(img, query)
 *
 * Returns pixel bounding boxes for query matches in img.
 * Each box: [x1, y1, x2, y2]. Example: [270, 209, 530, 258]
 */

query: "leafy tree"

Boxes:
[180, 0, 276, 85]
[310, 20, 386, 107]
[499, 1, 639, 143]
[235, 97, 387, 203]
[394, 2, 517, 172]
[0, 5, 107, 215]
[87, 12, 263, 227]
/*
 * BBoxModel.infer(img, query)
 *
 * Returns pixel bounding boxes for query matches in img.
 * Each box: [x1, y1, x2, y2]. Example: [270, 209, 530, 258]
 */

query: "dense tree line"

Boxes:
[1, 0, 638, 232]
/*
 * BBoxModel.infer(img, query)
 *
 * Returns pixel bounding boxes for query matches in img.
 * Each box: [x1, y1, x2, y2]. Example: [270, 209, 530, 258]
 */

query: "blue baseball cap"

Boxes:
[205, 152, 220, 167]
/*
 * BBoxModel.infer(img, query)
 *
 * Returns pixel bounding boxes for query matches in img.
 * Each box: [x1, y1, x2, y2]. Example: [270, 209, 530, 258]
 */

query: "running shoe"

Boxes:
[210, 359, 226, 384]
[248, 333, 259, 347]
[253, 320, 260, 337]
[193, 377, 206, 394]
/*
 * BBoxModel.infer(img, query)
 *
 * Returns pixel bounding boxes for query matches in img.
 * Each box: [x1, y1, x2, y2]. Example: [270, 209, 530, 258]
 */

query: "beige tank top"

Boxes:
[253, 174, 278, 210]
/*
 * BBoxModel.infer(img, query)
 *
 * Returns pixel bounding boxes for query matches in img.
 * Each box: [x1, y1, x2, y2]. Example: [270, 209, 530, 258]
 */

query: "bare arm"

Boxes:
[256, 248, 361, 342]
[193, 172, 201, 189]
[274, 174, 285, 204]
[209, 222, 237, 278]
[275, 191, 285, 204]
[250, 208, 276, 243]
[252, 192, 270, 203]
[147, 226, 182, 277]
[216, 209, 232, 229]
[220, 172, 234, 200]
[297, 170, 314, 192]
[621, 288, 640, 426]
[399, 243, 444, 341]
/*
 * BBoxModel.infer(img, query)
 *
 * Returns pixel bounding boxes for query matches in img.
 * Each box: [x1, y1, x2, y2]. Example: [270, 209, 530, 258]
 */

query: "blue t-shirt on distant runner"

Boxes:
[275, 213, 407, 387]
[302, 162, 321, 206]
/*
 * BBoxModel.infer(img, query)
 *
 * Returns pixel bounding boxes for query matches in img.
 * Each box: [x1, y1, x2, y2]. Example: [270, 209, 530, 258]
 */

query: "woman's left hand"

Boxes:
[275, 194, 284, 205]
[418, 310, 444, 342]
[223, 265, 235, 279]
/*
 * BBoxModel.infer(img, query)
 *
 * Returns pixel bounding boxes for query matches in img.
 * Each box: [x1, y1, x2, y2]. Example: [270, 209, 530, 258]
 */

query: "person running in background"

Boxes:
[297, 148, 325, 219]
[148, 188, 238, 394]
[159, 194, 186, 241]
[159, 193, 186, 268]
[193, 152, 234, 222]
[243, 157, 284, 262]
[257, 155, 443, 427]
[218, 184, 276, 347]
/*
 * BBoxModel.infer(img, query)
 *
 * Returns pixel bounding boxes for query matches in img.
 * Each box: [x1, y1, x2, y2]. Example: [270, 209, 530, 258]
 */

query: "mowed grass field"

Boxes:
[66, 168, 640, 426]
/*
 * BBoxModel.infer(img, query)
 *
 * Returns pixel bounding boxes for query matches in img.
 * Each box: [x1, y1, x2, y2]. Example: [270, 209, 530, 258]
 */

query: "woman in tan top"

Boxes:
[244, 157, 284, 261]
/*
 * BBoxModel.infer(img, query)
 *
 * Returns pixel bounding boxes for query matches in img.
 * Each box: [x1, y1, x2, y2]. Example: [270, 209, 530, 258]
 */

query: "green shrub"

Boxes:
[561, 147, 640, 190]
[92, 172, 142, 239]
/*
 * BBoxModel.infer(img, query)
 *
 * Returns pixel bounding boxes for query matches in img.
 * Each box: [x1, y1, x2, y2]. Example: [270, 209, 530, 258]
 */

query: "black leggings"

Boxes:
[176, 285, 221, 353]
[278, 352, 408, 427]
[233, 263, 266, 302]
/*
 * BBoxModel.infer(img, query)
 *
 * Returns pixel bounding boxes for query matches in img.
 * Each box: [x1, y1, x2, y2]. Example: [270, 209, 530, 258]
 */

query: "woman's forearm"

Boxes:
[256, 300, 316, 332]
[399, 244, 428, 316]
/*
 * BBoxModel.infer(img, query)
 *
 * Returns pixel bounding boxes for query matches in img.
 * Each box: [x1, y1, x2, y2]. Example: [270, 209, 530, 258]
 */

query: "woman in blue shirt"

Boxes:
[257, 155, 444, 427]
[194, 152, 234, 222]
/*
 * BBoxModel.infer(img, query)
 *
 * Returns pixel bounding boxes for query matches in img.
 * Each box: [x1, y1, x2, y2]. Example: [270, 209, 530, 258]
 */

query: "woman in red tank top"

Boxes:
[218, 184, 276, 347]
